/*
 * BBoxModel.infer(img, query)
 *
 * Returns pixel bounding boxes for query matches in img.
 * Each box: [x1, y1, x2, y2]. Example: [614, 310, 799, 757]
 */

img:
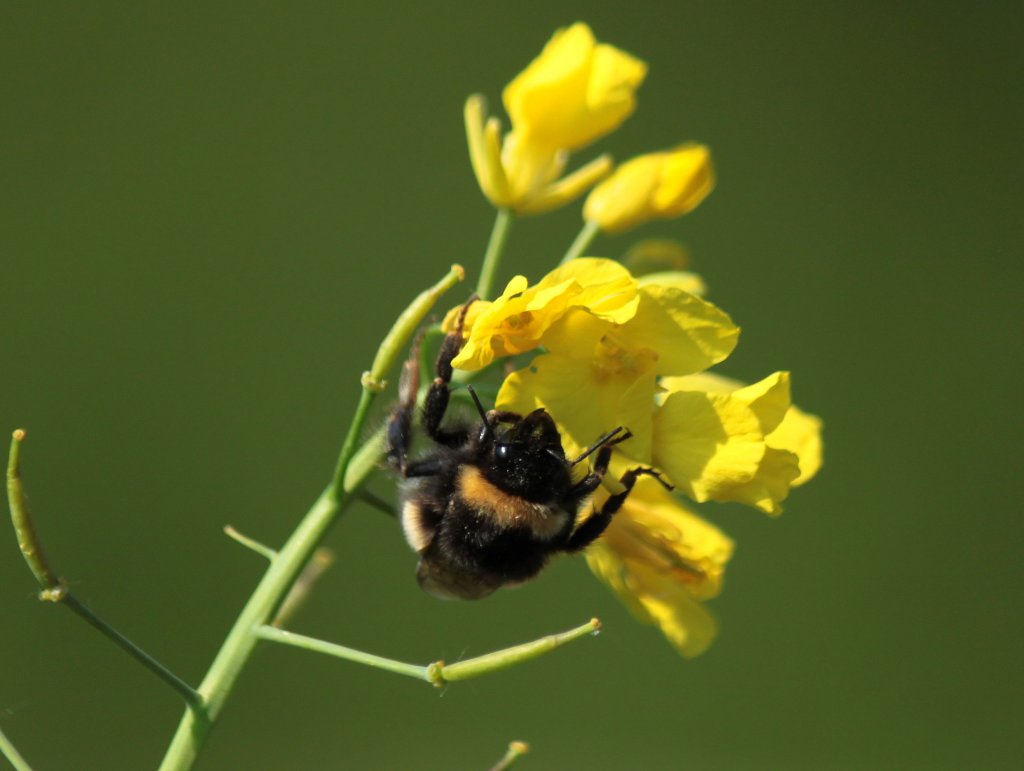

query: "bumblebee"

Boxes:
[386, 300, 669, 600]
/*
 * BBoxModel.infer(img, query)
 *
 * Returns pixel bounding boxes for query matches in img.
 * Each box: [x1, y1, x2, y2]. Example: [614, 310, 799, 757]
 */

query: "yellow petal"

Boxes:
[449, 260, 641, 371]
[653, 144, 715, 216]
[463, 95, 512, 206]
[584, 144, 714, 234]
[732, 371, 791, 434]
[515, 153, 613, 215]
[768, 406, 824, 486]
[584, 152, 661, 231]
[630, 565, 720, 658]
[540, 307, 611, 360]
[652, 390, 765, 507]
[536, 257, 640, 323]
[440, 297, 490, 336]
[597, 475, 733, 598]
[614, 284, 739, 376]
[450, 275, 572, 370]
[500, 131, 567, 204]
[585, 539, 721, 658]
[663, 371, 824, 486]
[497, 353, 656, 464]
[503, 22, 647, 152]
[482, 117, 512, 203]
[652, 375, 801, 514]
[722, 447, 800, 516]
[585, 540, 652, 621]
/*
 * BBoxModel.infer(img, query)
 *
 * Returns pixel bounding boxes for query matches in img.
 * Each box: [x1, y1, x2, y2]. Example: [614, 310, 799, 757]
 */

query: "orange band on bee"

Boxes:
[457, 466, 568, 540]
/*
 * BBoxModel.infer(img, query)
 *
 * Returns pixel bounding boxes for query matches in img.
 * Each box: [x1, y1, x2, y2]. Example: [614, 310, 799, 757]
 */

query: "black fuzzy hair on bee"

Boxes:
[386, 298, 670, 600]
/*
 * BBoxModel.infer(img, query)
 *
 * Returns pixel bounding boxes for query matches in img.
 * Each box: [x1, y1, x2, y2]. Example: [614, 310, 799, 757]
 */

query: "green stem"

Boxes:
[158, 266, 464, 771]
[64, 594, 203, 708]
[223, 525, 277, 560]
[0, 726, 33, 771]
[159, 490, 357, 770]
[476, 208, 513, 300]
[256, 618, 601, 688]
[255, 625, 429, 681]
[329, 389, 376, 501]
[559, 219, 600, 265]
[6, 431, 202, 709]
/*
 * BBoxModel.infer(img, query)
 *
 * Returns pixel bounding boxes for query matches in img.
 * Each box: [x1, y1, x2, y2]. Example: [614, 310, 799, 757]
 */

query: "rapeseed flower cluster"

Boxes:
[455, 23, 822, 656]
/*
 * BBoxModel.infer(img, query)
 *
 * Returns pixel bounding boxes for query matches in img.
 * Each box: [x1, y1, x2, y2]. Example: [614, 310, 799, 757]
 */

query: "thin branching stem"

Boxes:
[6, 431, 203, 709]
[62, 594, 203, 708]
[223, 525, 277, 560]
[255, 618, 602, 688]
[559, 219, 600, 265]
[255, 626, 430, 681]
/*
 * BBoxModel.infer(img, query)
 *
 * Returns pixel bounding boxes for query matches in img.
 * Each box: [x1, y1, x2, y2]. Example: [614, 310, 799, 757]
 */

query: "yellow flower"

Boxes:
[661, 372, 824, 491]
[504, 22, 647, 153]
[449, 258, 818, 517]
[444, 258, 641, 371]
[584, 474, 733, 657]
[584, 144, 715, 234]
[465, 23, 647, 214]
[492, 259, 739, 463]
[653, 372, 798, 515]
[443, 259, 823, 655]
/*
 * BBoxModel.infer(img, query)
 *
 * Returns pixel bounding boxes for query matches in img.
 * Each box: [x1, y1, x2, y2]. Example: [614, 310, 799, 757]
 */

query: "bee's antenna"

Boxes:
[466, 385, 492, 440]
[568, 426, 631, 466]
[546, 448, 566, 464]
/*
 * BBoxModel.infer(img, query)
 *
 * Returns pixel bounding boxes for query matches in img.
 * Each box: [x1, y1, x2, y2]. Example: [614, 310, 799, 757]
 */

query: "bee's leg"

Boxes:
[422, 297, 476, 447]
[387, 297, 477, 472]
[562, 466, 673, 552]
[401, 456, 447, 478]
[386, 335, 423, 475]
[561, 430, 634, 505]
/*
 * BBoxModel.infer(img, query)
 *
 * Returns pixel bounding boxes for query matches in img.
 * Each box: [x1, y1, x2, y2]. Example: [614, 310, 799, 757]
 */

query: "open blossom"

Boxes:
[446, 257, 822, 513]
[585, 473, 733, 658]
[445, 257, 822, 654]
[465, 23, 647, 214]
[443, 258, 639, 371]
[661, 371, 824, 491]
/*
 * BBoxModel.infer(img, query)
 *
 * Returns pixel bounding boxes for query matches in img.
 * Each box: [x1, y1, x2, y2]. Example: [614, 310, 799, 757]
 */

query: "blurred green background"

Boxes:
[2, 2, 1021, 769]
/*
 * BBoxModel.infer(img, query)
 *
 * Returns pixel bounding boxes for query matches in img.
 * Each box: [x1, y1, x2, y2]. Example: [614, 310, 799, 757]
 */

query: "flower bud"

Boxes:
[584, 144, 714, 233]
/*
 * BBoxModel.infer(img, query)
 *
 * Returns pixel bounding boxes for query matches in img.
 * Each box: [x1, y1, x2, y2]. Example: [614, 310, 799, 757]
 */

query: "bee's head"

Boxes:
[494, 408, 563, 454]
[485, 409, 570, 498]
